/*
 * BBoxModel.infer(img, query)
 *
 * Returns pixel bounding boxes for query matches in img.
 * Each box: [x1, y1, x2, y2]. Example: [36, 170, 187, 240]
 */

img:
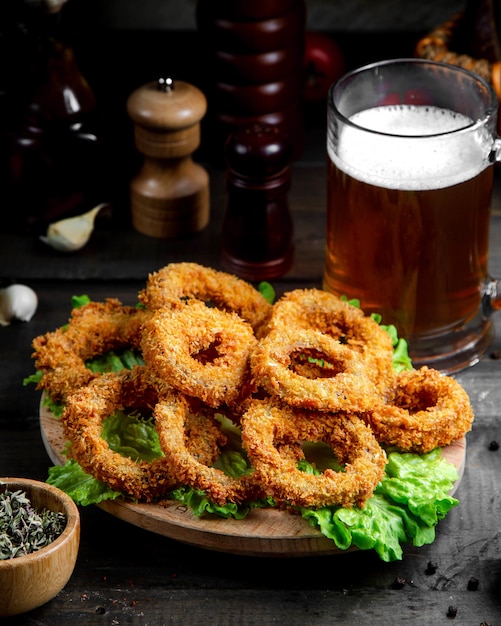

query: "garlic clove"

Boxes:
[0, 284, 38, 326]
[39, 203, 109, 252]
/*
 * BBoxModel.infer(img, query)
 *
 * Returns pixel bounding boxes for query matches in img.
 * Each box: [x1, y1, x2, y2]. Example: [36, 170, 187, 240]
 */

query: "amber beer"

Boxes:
[324, 103, 495, 371]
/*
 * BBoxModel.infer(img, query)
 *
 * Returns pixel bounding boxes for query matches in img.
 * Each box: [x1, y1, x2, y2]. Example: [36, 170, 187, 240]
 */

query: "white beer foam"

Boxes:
[329, 105, 492, 190]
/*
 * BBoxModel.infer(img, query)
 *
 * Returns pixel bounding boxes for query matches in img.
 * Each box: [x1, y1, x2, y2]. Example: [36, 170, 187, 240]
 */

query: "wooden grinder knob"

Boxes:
[127, 78, 210, 238]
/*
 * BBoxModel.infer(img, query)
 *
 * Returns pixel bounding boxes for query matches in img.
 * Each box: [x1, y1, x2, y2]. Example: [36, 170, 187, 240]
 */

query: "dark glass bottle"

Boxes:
[3, 0, 107, 234]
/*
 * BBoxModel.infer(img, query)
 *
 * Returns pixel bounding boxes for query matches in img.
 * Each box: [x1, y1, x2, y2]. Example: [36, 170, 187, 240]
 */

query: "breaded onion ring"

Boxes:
[267, 288, 395, 390]
[138, 262, 272, 336]
[240, 399, 387, 509]
[181, 404, 229, 467]
[61, 367, 177, 501]
[154, 390, 262, 505]
[361, 366, 474, 453]
[250, 327, 386, 412]
[32, 299, 149, 402]
[141, 300, 257, 408]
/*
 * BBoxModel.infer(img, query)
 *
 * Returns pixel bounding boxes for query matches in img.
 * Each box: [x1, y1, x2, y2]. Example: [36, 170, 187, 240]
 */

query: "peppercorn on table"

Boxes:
[1, 150, 501, 624]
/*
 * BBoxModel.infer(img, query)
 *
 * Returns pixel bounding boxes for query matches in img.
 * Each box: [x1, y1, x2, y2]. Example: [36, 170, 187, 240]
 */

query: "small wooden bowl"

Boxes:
[0, 478, 80, 617]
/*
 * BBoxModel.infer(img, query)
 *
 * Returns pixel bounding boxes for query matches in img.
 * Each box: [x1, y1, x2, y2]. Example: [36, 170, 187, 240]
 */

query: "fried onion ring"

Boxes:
[32, 299, 149, 403]
[266, 288, 395, 390]
[240, 399, 387, 509]
[61, 366, 177, 501]
[250, 327, 386, 412]
[138, 262, 272, 336]
[141, 300, 257, 408]
[361, 366, 474, 453]
[154, 390, 262, 505]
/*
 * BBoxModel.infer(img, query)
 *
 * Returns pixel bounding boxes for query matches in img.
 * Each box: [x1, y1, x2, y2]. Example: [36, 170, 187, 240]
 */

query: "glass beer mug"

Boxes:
[324, 58, 501, 374]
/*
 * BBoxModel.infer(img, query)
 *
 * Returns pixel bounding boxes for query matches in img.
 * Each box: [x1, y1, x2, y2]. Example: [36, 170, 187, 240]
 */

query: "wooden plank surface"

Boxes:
[2, 144, 501, 625]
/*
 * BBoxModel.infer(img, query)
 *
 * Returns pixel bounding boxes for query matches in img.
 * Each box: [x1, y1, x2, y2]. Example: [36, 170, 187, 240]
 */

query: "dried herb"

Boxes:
[0, 484, 66, 560]
[391, 576, 407, 589]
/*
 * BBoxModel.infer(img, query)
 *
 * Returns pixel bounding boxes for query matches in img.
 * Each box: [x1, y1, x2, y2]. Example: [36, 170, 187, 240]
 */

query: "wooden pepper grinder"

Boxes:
[221, 122, 294, 280]
[196, 0, 306, 163]
[127, 77, 209, 238]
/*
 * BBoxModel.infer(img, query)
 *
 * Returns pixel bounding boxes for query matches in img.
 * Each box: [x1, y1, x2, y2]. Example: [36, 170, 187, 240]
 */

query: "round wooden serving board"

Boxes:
[39, 398, 466, 557]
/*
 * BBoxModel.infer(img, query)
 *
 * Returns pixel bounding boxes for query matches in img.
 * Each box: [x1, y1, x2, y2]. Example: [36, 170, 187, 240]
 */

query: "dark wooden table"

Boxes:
[2, 139, 501, 624]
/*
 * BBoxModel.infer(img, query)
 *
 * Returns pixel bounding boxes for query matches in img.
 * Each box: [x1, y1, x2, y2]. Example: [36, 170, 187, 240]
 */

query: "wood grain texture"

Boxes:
[62, 0, 466, 32]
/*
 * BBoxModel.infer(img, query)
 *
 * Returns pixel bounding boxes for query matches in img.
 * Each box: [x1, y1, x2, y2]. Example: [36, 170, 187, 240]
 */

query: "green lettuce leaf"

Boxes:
[22, 373, 64, 417]
[171, 413, 271, 519]
[258, 281, 276, 304]
[299, 448, 459, 562]
[71, 294, 92, 308]
[47, 407, 164, 506]
[379, 449, 459, 526]
[23, 370, 42, 387]
[169, 485, 272, 520]
[102, 410, 163, 463]
[86, 349, 144, 373]
[377, 322, 413, 373]
[47, 460, 122, 506]
[341, 296, 413, 372]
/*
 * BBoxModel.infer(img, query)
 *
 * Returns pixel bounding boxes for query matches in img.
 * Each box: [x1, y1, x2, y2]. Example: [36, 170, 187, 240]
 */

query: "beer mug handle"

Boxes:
[490, 138, 501, 164]
[483, 139, 501, 317]
[483, 278, 501, 317]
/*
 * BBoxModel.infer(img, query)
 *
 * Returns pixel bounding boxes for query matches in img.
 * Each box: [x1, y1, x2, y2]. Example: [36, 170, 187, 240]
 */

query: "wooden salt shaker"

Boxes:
[127, 77, 209, 238]
[221, 122, 294, 280]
